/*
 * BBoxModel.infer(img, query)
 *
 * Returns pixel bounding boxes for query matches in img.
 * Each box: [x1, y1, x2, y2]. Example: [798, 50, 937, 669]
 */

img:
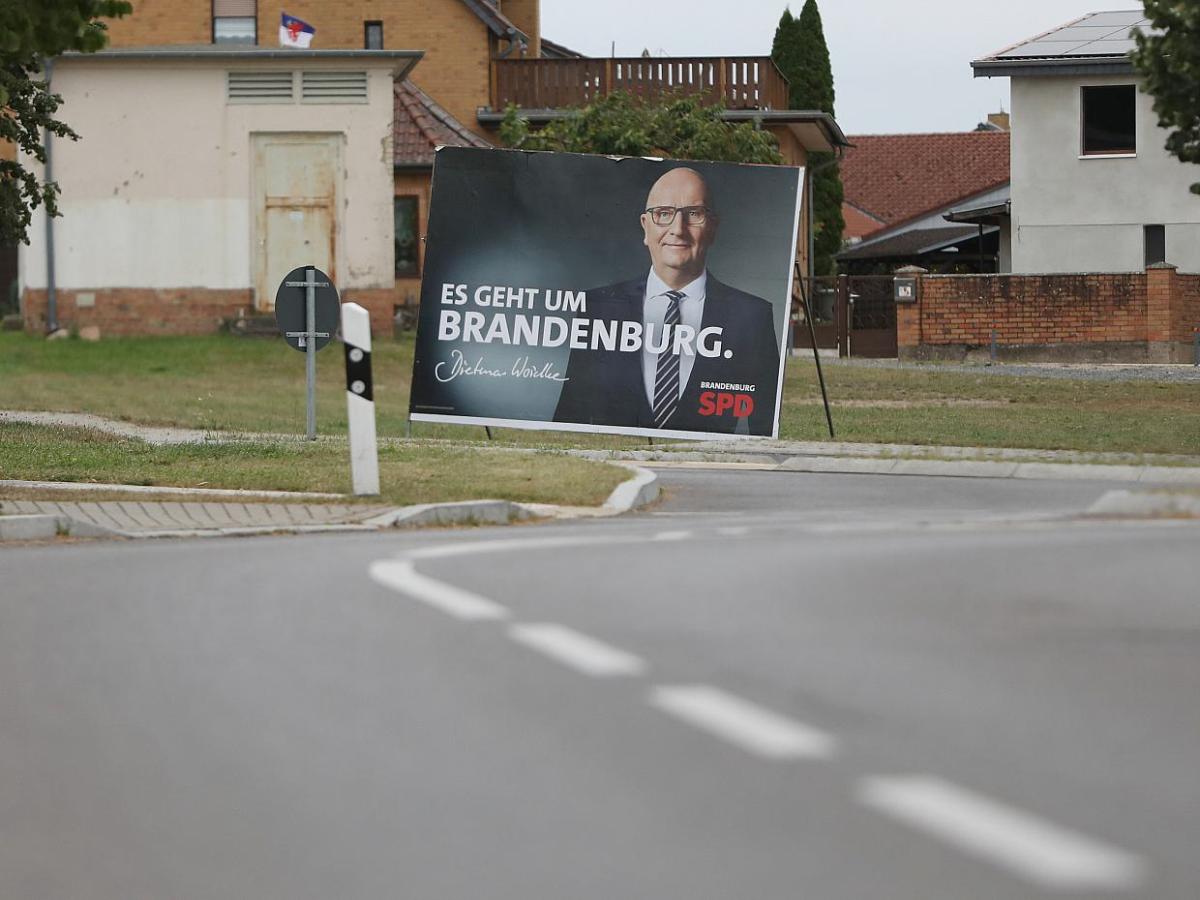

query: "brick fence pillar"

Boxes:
[894, 265, 926, 359]
[1146, 262, 1180, 362]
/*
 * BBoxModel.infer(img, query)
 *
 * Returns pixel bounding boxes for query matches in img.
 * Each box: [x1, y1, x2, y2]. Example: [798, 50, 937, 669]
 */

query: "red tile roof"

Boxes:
[842, 202, 886, 242]
[394, 80, 491, 168]
[839, 131, 1010, 235]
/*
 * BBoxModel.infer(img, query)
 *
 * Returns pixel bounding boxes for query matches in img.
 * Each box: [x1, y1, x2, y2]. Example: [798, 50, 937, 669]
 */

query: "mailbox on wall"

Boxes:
[894, 275, 918, 304]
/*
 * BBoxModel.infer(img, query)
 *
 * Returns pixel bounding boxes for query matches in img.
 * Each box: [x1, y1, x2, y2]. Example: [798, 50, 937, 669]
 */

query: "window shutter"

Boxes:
[213, 0, 256, 15]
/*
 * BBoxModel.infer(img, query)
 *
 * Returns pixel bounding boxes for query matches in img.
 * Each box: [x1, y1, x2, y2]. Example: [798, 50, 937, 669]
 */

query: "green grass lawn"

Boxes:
[1, 331, 1197, 456]
[0, 422, 629, 507]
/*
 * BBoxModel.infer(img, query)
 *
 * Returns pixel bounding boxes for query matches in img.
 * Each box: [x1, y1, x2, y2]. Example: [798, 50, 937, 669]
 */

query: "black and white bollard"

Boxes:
[341, 302, 380, 496]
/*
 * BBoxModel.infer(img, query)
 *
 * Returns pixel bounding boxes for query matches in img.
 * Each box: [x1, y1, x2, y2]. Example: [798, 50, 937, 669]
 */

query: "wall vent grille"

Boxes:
[302, 71, 369, 103]
[227, 71, 294, 103]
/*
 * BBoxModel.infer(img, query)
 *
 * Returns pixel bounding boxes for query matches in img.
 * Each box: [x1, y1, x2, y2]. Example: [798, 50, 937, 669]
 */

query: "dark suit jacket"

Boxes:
[553, 273, 781, 436]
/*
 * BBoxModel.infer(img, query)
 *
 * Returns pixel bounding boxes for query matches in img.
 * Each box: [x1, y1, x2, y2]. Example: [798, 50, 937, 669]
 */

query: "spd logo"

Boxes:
[698, 391, 754, 418]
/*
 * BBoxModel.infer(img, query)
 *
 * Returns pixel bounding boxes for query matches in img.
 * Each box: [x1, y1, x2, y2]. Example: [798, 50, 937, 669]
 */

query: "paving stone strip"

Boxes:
[0, 499, 396, 537]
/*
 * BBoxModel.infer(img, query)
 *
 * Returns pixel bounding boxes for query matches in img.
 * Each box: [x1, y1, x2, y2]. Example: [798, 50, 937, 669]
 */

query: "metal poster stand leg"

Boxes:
[405, 417, 412, 438]
[795, 263, 835, 440]
[484, 427, 493, 440]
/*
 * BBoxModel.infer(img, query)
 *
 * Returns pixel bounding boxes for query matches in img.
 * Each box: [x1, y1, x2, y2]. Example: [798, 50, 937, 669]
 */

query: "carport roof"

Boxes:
[838, 225, 984, 261]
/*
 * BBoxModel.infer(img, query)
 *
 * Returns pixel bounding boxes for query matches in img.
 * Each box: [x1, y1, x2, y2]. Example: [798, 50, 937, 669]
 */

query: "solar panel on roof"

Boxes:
[1085, 39, 1139, 53]
[981, 11, 1155, 63]
[1078, 11, 1147, 27]
[1040, 25, 1130, 41]
[998, 41, 1088, 58]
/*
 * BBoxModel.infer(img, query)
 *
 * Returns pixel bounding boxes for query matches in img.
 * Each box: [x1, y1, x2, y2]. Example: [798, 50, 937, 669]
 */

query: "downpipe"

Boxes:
[42, 57, 58, 334]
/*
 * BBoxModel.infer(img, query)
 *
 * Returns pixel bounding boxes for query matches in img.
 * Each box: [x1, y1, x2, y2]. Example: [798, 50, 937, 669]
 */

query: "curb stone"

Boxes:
[0, 515, 60, 541]
[576, 450, 1200, 485]
[362, 464, 659, 529]
[363, 500, 532, 529]
[0, 514, 117, 541]
[0, 465, 661, 540]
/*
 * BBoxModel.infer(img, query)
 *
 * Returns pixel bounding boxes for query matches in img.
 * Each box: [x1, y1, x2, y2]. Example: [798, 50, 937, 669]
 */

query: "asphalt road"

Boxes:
[2, 469, 1198, 899]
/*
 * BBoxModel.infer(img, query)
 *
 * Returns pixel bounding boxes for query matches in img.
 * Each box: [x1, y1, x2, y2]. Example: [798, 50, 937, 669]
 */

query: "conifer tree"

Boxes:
[771, 1, 844, 275]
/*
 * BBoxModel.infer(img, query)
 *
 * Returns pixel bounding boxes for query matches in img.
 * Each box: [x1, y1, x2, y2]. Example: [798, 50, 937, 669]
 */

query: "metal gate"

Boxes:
[792, 275, 897, 358]
[847, 275, 897, 358]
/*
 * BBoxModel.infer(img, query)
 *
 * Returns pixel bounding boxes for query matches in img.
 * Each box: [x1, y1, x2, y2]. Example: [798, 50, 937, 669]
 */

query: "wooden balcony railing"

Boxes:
[490, 56, 790, 112]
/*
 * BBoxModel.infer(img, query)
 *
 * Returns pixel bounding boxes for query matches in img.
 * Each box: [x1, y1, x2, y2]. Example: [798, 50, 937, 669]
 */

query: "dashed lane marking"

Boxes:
[509, 624, 647, 678]
[858, 776, 1146, 893]
[652, 530, 692, 542]
[368, 560, 509, 621]
[649, 685, 837, 760]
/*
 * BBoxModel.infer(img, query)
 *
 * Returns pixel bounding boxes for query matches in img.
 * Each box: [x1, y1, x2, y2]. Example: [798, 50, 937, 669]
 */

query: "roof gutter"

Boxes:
[972, 57, 1134, 78]
[74, 48, 423, 79]
[719, 109, 850, 150]
[944, 200, 1011, 225]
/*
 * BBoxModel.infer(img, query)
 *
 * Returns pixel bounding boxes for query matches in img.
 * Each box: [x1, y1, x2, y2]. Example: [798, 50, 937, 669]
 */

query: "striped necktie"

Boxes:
[652, 290, 684, 428]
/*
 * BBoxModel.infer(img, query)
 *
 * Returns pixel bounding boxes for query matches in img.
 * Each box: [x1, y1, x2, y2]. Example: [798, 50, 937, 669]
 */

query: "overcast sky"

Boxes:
[540, 1, 1124, 135]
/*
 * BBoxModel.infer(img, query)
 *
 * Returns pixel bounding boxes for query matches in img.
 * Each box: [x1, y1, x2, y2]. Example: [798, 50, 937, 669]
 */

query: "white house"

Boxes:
[972, 10, 1200, 274]
[19, 47, 419, 334]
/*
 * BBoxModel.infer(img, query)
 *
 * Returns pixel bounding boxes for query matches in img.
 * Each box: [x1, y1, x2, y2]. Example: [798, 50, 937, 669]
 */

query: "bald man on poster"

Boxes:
[553, 166, 782, 436]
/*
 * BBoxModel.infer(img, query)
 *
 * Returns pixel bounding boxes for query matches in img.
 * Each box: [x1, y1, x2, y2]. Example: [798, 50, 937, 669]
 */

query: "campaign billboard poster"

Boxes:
[409, 147, 805, 440]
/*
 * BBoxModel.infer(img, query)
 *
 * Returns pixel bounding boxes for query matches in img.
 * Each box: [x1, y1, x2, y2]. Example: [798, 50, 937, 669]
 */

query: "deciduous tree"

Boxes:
[500, 92, 783, 165]
[1131, 0, 1200, 194]
[0, 0, 131, 245]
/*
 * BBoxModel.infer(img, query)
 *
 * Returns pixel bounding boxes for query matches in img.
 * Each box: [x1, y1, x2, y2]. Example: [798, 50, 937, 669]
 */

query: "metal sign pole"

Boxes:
[305, 266, 317, 441]
[796, 262, 835, 440]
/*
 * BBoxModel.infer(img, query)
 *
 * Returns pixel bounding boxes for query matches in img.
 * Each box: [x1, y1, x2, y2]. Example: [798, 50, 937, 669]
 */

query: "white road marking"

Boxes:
[651, 511, 749, 517]
[652, 530, 692, 542]
[368, 560, 509, 621]
[408, 534, 629, 562]
[649, 685, 837, 760]
[509, 624, 647, 678]
[858, 776, 1146, 892]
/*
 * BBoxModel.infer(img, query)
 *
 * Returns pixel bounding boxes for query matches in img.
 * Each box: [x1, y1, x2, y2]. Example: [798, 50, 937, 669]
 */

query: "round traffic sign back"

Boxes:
[275, 266, 340, 352]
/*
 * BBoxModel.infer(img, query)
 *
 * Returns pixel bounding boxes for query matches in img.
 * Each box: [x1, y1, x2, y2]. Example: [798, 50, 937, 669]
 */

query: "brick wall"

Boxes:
[105, 0, 209, 46]
[106, 0, 496, 139]
[21, 285, 420, 339]
[500, 0, 540, 56]
[22, 288, 253, 335]
[1174, 273, 1200, 349]
[897, 268, 1199, 363]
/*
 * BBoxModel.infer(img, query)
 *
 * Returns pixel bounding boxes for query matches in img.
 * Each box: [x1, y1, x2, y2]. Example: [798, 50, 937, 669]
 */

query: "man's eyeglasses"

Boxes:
[644, 205, 712, 227]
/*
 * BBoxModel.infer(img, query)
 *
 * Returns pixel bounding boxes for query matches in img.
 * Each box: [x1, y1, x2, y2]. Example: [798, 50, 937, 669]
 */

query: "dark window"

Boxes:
[365, 21, 383, 49]
[395, 196, 419, 277]
[1144, 225, 1166, 267]
[1082, 85, 1136, 155]
[213, 0, 256, 44]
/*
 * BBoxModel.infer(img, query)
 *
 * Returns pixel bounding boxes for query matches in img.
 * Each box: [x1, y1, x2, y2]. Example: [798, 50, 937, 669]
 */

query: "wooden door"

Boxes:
[252, 134, 341, 311]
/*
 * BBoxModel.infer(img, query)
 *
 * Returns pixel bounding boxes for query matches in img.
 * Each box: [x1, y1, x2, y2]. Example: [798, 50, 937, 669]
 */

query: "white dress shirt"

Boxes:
[641, 268, 707, 408]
